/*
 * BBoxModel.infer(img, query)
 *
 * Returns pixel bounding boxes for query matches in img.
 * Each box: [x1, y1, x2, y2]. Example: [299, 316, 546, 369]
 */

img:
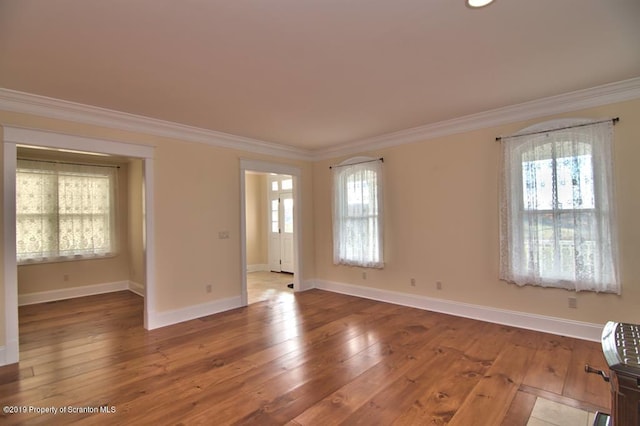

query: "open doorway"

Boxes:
[2, 126, 155, 365]
[240, 160, 302, 307]
[245, 172, 295, 304]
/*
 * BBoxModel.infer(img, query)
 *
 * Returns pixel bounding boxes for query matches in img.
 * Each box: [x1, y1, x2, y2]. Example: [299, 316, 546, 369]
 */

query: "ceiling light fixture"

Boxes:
[466, 0, 495, 8]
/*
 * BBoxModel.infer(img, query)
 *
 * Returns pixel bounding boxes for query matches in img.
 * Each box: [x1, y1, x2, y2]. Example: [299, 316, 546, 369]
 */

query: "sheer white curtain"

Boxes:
[499, 120, 619, 293]
[17, 159, 118, 263]
[333, 159, 384, 268]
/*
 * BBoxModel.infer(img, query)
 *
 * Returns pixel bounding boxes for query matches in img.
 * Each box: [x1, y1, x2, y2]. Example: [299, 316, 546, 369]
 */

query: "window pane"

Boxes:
[271, 181, 278, 191]
[281, 179, 292, 190]
[16, 160, 116, 262]
[333, 162, 383, 268]
[271, 199, 279, 233]
[556, 154, 594, 209]
[522, 158, 553, 210]
[283, 198, 293, 233]
[502, 120, 618, 292]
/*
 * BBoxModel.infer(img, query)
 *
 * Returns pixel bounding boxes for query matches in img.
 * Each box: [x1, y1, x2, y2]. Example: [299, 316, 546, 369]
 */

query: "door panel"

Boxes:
[280, 192, 294, 273]
[268, 194, 281, 272]
[267, 176, 294, 274]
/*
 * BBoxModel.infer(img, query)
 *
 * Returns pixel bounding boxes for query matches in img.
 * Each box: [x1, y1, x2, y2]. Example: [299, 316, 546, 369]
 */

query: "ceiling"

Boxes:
[1, 0, 639, 152]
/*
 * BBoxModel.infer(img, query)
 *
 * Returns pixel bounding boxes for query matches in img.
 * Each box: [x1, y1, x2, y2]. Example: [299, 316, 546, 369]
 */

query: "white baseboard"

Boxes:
[299, 279, 316, 291]
[145, 296, 242, 330]
[128, 281, 145, 297]
[18, 280, 131, 306]
[247, 264, 269, 273]
[0, 338, 19, 366]
[313, 279, 603, 342]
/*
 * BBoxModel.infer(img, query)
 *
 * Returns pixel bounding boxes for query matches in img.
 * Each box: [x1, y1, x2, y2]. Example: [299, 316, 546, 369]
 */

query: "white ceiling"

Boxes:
[1, 0, 639, 152]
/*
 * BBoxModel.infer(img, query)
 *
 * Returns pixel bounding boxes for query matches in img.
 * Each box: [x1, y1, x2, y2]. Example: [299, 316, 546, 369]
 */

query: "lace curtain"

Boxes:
[16, 159, 118, 263]
[499, 120, 619, 293]
[333, 159, 384, 268]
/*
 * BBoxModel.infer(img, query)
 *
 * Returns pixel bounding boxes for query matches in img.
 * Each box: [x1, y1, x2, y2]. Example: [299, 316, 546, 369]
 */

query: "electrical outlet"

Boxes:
[410, 278, 416, 287]
[436, 281, 442, 290]
[63, 274, 69, 282]
[362, 271, 367, 280]
[206, 284, 212, 293]
[568, 297, 577, 309]
[218, 231, 230, 239]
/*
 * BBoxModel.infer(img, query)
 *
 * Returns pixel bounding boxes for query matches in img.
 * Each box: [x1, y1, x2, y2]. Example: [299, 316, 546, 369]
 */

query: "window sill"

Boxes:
[18, 253, 118, 266]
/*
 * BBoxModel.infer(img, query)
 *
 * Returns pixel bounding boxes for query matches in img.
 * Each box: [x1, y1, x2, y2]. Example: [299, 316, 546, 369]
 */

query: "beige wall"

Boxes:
[16, 151, 131, 295]
[313, 98, 640, 325]
[0, 110, 316, 350]
[245, 173, 268, 267]
[128, 158, 145, 287]
[0, 125, 4, 346]
[2, 97, 637, 353]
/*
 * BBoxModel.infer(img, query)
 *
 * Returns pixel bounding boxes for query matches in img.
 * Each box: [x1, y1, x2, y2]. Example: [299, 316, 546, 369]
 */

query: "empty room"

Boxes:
[1, 1, 639, 425]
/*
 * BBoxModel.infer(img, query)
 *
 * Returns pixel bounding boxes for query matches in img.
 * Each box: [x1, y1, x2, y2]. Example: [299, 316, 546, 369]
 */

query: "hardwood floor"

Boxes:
[0, 290, 610, 425]
[247, 271, 294, 305]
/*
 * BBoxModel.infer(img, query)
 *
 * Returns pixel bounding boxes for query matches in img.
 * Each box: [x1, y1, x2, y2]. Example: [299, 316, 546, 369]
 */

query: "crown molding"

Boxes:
[2, 77, 639, 163]
[0, 89, 314, 161]
[313, 76, 640, 160]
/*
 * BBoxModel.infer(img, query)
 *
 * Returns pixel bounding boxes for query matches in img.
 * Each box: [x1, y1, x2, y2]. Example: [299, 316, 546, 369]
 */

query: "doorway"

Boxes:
[268, 174, 294, 274]
[239, 160, 302, 307]
[2, 126, 156, 365]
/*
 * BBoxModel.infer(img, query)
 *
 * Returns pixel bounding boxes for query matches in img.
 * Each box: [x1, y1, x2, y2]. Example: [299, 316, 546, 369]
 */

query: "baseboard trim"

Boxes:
[128, 281, 145, 297]
[299, 279, 316, 292]
[0, 339, 19, 366]
[247, 264, 269, 273]
[145, 296, 242, 330]
[313, 279, 603, 342]
[18, 281, 131, 306]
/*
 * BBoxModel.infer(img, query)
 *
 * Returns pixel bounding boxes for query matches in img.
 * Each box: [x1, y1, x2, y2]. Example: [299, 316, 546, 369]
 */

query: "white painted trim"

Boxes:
[2, 125, 156, 365]
[240, 169, 249, 306]
[313, 279, 604, 342]
[129, 281, 145, 297]
[0, 89, 313, 161]
[247, 264, 270, 273]
[314, 77, 640, 160]
[300, 279, 316, 292]
[3, 126, 154, 158]
[146, 296, 242, 330]
[18, 281, 130, 306]
[142, 158, 156, 330]
[3, 142, 19, 366]
[0, 340, 18, 366]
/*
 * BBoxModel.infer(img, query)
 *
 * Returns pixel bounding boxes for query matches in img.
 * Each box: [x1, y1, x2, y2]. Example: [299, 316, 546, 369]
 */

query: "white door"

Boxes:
[268, 193, 282, 272]
[280, 191, 294, 273]
[268, 176, 294, 273]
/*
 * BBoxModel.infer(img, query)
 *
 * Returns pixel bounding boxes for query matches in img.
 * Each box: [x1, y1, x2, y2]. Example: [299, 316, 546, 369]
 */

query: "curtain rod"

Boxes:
[495, 117, 619, 142]
[329, 157, 384, 169]
[17, 158, 121, 169]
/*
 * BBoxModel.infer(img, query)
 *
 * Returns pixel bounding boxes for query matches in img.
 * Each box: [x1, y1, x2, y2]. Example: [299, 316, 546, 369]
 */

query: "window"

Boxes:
[332, 158, 383, 268]
[499, 119, 619, 293]
[16, 159, 118, 263]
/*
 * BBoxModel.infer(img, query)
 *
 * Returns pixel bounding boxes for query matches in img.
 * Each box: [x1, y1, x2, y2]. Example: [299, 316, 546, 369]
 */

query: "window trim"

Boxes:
[499, 118, 619, 293]
[332, 156, 384, 269]
[16, 158, 119, 265]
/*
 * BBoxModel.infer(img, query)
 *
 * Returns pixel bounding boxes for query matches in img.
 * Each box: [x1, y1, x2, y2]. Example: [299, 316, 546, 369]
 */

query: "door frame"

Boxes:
[267, 174, 294, 273]
[239, 159, 302, 306]
[2, 126, 156, 366]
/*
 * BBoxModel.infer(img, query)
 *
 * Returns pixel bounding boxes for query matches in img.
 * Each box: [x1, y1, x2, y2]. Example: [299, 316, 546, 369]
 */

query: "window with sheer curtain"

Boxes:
[499, 119, 619, 293]
[333, 158, 384, 268]
[16, 159, 118, 263]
